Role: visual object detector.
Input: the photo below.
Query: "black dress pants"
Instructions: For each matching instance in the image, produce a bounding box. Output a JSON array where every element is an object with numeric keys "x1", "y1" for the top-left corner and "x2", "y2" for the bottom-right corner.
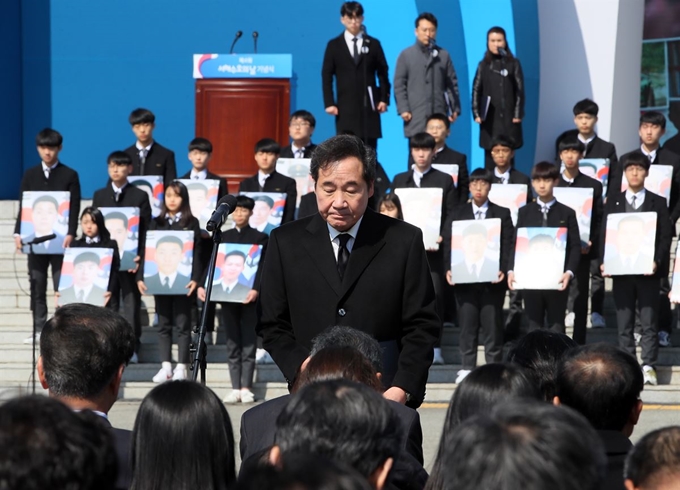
[
  {"x1": 155, "y1": 294, "x2": 192, "y2": 364},
  {"x1": 109, "y1": 271, "x2": 142, "y2": 350},
  {"x1": 28, "y1": 254, "x2": 63, "y2": 333},
  {"x1": 522, "y1": 289, "x2": 568, "y2": 334},
  {"x1": 613, "y1": 275, "x2": 659, "y2": 367},
  {"x1": 221, "y1": 302, "x2": 257, "y2": 389}
]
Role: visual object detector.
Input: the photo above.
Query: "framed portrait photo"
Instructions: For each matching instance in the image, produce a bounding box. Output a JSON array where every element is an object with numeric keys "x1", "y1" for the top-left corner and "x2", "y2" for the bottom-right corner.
[
  {"x1": 58, "y1": 248, "x2": 114, "y2": 307},
  {"x1": 603, "y1": 212, "x2": 657, "y2": 276},
  {"x1": 143, "y1": 230, "x2": 195, "y2": 295},
  {"x1": 209, "y1": 242, "x2": 263, "y2": 303},
  {"x1": 99, "y1": 207, "x2": 140, "y2": 271},
  {"x1": 20, "y1": 191, "x2": 71, "y2": 254},
  {"x1": 394, "y1": 187, "x2": 443, "y2": 251},
  {"x1": 449, "y1": 218, "x2": 501, "y2": 284},
  {"x1": 512, "y1": 227, "x2": 568, "y2": 290}
]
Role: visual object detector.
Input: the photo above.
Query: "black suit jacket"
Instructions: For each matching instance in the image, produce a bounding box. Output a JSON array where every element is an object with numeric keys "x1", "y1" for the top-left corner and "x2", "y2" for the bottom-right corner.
[
  {"x1": 407, "y1": 146, "x2": 469, "y2": 204},
  {"x1": 555, "y1": 130, "x2": 618, "y2": 164},
  {"x1": 557, "y1": 171, "x2": 604, "y2": 259},
  {"x1": 510, "y1": 200, "x2": 581, "y2": 274},
  {"x1": 443, "y1": 202, "x2": 514, "y2": 275},
  {"x1": 280, "y1": 144, "x2": 317, "y2": 159},
  {"x1": 322, "y1": 33, "x2": 391, "y2": 139},
  {"x1": 97, "y1": 419, "x2": 132, "y2": 490},
  {"x1": 124, "y1": 142, "x2": 176, "y2": 186},
  {"x1": 239, "y1": 394, "x2": 427, "y2": 490},
  {"x1": 15, "y1": 163, "x2": 81, "y2": 237},
  {"x1": 598, "y1": 430, "x2": 633, "y2": 490},
  {"x1": 612, "y1": 148, "x2": 680, "y2": 224},
  {"x1": 297, "y1": 193, "x2": 318, "y2": 219},
  {"x1": 179, "y1": 169, "x2": 229, "y2": 201},
  {"x1": 600, "y1": 190, "x2": 672, "y2": 277},
  {"x1": 257, "y1": 210, "x2": 441, "y2": 404},
  {"x1": 239, "y1": 171, "x2": 297, "y2": 225}
]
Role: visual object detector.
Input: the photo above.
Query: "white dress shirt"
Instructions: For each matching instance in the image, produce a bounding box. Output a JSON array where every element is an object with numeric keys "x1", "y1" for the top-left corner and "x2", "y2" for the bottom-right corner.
[
  {"x1": 190, "y1": 169, "x2": 208, "y2": 180},
  {"x1": 472, "y1": 201, "x2": 489, "y2": 220},
  {"x1": 344, "y1": 30, "x2": 364, "y2": 56},
  {"x1": 328, "y1": 217, "x2": 363, "y2": 261},
  {"x1": 640, "y1": 145, "x2": 658, "y2": 162},
  {"x1": 494, "y1": 167, "x2": 510, "y2": 184},
  {"x1": 625, "y1": 188, "x2": 646, "y2": 209}
]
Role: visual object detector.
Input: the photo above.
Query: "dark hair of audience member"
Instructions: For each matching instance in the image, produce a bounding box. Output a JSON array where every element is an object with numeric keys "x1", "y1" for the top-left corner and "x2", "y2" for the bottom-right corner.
[
  {"x1": 376, "y1": 193, "x2": 404, "y2": 220},
  {"x1": 426, "y1": 363, "x2": 540, "y2": 490},
  {"x1": 555, "y1": 343, "x2": 644, "y2": 433},
  {"x1": 506, "y1": 330, "x2": 578, "y2": 401},
  {"x1": 0, "y1": 395, "x2": 117, "y2": 490},
  {"x1": 310, "y1": 134, "x2": 376, "y2": 184},
  {"x1": 434, "y1": 400, "x2": 606, "y2": 490},
  {"x1": 273, "y1": 379, "x2": 399, "y2": 484},
  {"x1": 624, "y1": 426, "x2": 680, "y2": 489},
  {"x1": 40, "y1": 303, "x2": 135, "y2": 399},
  {"x1": 310, "y1": 326, "x2": 384, "y2": 374},
  {"x1": 293, "y1": 346, "x2": 383, "y2": 393},
  {"x1": 130, "y1": 381, "x2": 236, "y2": 490},
  {"x1": 237, "y1": 453, "x2": 372, "y2": 490}
]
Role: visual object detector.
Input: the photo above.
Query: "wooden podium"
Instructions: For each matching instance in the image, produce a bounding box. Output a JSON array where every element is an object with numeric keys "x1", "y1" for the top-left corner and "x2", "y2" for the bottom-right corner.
[{"x1": 193, "y1": 54, "x2": 292, "y2": 193}]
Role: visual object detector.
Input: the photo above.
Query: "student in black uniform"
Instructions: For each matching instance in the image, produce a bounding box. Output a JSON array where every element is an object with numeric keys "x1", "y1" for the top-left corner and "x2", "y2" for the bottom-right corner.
[
  {"x1": 508, "y1": 161, "x2": 581, "y2": 334},
  {"x1": 393, "y1": 132, "x2": 456, "y2": 365},
  {"x1": 280, "y1": 110, "x2": 318, "y2": 159},
  {"x1": 443, "y1": 168, "x2": 514, "y2": 384},
  {"x1": 557, "y1": 138, "x2": 603, "y2": 345},
  {"x1": 601, "y1": 152, "x2": 672, "y2": 386},
  {"x1": 123, "y1": 108, "x2": 177, "y2": 186},
  {"x1": 137, "y1": 181, "x2": 202, "y2": 383},
  {"x1": 239, "y1": 139, "x2": 297, "y2": 226},
  {"x1": 93, "y1": 151, "x2": 152, "y2": 361},
  {"x1": 64, "y1": 207, "x2": 120, "y2": 305},
  {"x1": 198, "y1": 196, "x2": 268, "y2": 404},
  {"x1": 616, "y1": 112, "x2": 680, "y2": 345},
  {"x1": 179, "y1": 137, "x2": 228, "y2": 339},
  {"x1": 14, "y1": 129, "x2": 81, "y2": 344}
]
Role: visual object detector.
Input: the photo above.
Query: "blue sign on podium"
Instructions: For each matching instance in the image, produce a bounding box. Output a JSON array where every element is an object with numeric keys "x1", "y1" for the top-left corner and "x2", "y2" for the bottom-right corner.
[{"x1": 193, "y1": 54, "x2": 292, "y2": 79}]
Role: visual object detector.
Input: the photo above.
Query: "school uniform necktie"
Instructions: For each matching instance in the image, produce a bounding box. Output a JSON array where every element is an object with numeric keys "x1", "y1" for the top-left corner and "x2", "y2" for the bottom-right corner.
[
  {"x1": 85, "y1": 236, "x2": 100, "y2": 244},
  {"x1": 631, "y1": 195, "x2": 637, "y2": 210},
  {"x1": 475, "y1": 210, "x2": 483, "y2": 220},
  {"x1": 337, "y1": 233, "x2": 351, "y2": 280},
  {"x1": 259, "y1": 175, "x2": 268, "y2": 192},
  {"x1": 139, "y1": 149, "x2": 149, "y2": 175},
  {"x1": 44, "y1": 167, "x2": 51, "y2": 180},
  {"x1": 295, "y1": 148, "x2": 305, "y2": 159},
  {"x1": 193, "y1": 175, "x2": 200, "y2": 180},
  {"x1": 114, "y1": 190, "x2": 121, "y2": 203},
  {"x1": 352, "y1": 37, "x2": 359, "y2": 64},
  {"x1": 541, "y1": 206, "x2": 549, "y2": 227}
]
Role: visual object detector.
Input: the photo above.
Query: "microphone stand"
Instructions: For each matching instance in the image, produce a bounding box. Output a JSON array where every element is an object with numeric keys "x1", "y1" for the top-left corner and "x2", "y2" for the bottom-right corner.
[
  {"x1": 427, "y1": 37, "x2": 438, "y2": 119},
  {"x1": 190, "y1": 229, "x2": 222, "y2": 383}
]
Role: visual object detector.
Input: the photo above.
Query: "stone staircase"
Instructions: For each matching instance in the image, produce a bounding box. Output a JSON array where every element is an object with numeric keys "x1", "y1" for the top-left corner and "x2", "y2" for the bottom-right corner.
[{"x1": 2, "y1": 200, "x2": 680, "y2": 404}]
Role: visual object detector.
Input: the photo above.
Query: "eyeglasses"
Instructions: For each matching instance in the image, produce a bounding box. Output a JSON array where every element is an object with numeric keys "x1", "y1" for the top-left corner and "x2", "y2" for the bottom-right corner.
[{"x1": 290, "y1": 122, "x2": 311, "y2": 128}]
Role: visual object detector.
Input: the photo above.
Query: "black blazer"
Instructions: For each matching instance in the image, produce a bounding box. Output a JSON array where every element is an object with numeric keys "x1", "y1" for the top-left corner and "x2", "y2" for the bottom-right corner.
[
  {"x1": 179, "y1": 169, "x2": 229, "y2": 201},
  {"x1": 406, "y1": 146, "x2": 469, "y2": 204},
  {"x1": 15, "y1": 163, "x2": 81, "y2": 237},
  {"x1": 598, "y1": 430, "x2": 633, "y2": 490},
  {"x1": 392, "y1": 167, "x2": 457, "y2": 236},
  {"x1": 280, "y1": 144, "x2": 317, "y2": 159},
  {"x1": 239, "y1": 394, "x2": 428, "y2": 490},
  {"x1": 71, "y1": 237, "x2": 120, "y2": 292},
  {"x1": 322, "y1": 33, "x2": 391, "y2": 139},
  {"x1": 124, "y1": 142, "x2": 177, "y2": 186},
  {"x1": 442, "y1": 202, "x2": 515, "y2": 275},
  {"x1": 612, "y1": 148, "x2": 680, "y2": 224},
  {"x1": 239, "y1": 171, "x2": 297, "y2": 225},
  {"x1": 492, "y1": 168, "x2": 532, "y2": 204},
  {"x1": 555, "y1": 130, "x2": 618, "y2": 166},
  {"x1": 140, "y1": 216, "x2": 202, "y2": 284},
  {"x1": 96, "y1": 420, "x2": 132, "y2": 490},
  {"x1": 600, "y1": 190, "x2": 672, "y2": 277},
  {"x1": 297, "y1": 193, "x2": 318, "y2": 219},
  {"x1": 510, "y1": 200, "x2": 581, "y2": 274},
  {"x1": 557, "y1": 171, "x2": 604, "y2": 259},
  {"x1": 257, "y1": 210, "x2": 441, "y2": 405}
]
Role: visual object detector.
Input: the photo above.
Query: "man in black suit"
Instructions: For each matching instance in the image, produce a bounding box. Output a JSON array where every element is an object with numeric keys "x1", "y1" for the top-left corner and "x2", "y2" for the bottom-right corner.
[
  {"x1": 613, "y1": 112, "x2": 680, "y2": 342},
  {"x1": 37, "y1": 303, "x2": 135, "y2": 490},
  {"x1": 144, "y1": 234, "x2": 191, "y2": 294},
  {"x1": 14, "y1": 129, "x2": 81, "y2": 343},
  {"x1": 123, "y1": 107, "x2": 176, "y2": 186},
  {"x1": 554, "y1": 344, "x2": 643, "y2": 490},
  {"x1": 240, "y1": 326, "x2": 427, "y2": 490},
  {"x1": 443, "y1": 169, "x2": 514, "y2": 383},
  {"x1": 600, "y1": 152, "x2": 672, "y2": 386},
  {"x1": 322, "y1": 1, "x2": 390, "y2": 151},
  {"x1": 407, "y1": 113, "x2": 469, "y2": 203},
  {"x1": 508, "y1": 162, "x2": 581, "y2": 334},
  {"x1": 280, "y1": 110, "x2": 318, "y2": 158},
  {"x1": 257, "y1": 135, "x2": 440, "y2": 407},
  {"x1": 58, "y1": 251, "x2": 108, "y2": 307},
  {"x1": 239, "y1": 138, "x2": 297, "y2": 225},
  {"x1": 93, "y1": 151, "x2": 152, "y2": 358},
  {"x1": 393, "y1": 132, "x2": 455, "y2": 365},
  {"x1": 297, "y1": 192, "x2": 318, "y2": 219},
  {"x1": 557, "y1": 138, "x2": 604, "y2": 345}
]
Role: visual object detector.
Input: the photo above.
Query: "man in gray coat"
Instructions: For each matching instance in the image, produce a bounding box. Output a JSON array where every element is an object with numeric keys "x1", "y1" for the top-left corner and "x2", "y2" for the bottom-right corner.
[{"x1": 394, "y1": 12, "x2": 461, "y2": 138}]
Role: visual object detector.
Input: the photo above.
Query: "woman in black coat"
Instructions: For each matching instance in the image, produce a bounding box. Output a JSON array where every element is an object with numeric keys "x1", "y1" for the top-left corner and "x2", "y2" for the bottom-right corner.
[{"x1": 472, "y1": 26, "x2": 525, "y2": 169}]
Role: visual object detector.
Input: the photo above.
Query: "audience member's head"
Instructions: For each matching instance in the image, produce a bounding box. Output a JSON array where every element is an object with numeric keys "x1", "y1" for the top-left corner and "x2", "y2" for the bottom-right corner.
[
  {"x1": 294, "y1": 346, "x2": 383, "y2": 393},
  {"x1": 310, "y1": 326, "x2": 383, "y2": 374},
  {"x1": 130, "y1": 381, "x2": 236, "y2": 490},
  {"x1": 433, "y1": 400, "x2": 606, "y2": 490},
  {"x1": 427, "y1": 363, "x2": 540, "y2": 490},
  {"x1": 507, "y1": 330, "x2": 578, "y2": 401},
  {"x1": 39, "y1": 303, "x2": 135, "y2": 413},
  {"x1": 555, "y1": 343, "x2": 644, "y2": 436},
  {"x1": 0, "y1": 395, "x2": 117, "y2": 490},
  {"x1": 271, "y1": 379, "x2": 399, "y2": 490},
  {"x1": 624, "y1": 426, "x2": 680, "y2": 490},
  {"x1": 237, "y1": 453, "x2": 372, "y2": 490}
]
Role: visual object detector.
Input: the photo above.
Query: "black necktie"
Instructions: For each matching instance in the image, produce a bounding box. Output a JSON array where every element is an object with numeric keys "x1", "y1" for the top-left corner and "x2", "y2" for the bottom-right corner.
[
  {"x1": 352, "y1": 37, "x2": 359, "y2": 64},
  {"x1": 337, "y1": 234, "x2": 351, "y2": 280},
  {"x1": 140, "y1": 149, "x2": 148, "y2": 175},
  {"x1": 541, "y1": 206, "x2": 549, "y2": 227},
  {"x1": 631, "y1": 195, "x2": 637, "y2": 210}
]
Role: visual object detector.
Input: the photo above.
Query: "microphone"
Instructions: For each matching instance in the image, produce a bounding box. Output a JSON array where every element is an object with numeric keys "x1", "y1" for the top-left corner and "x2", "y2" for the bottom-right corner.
[
  {"x1": 498, "y1": 47, "x2": 507, "y2": 58},
  {"x1": 24, "y1": 234, "x2": 57, "y2": 246},
  {"x1": 252, "y1": 31, "x2": 259, "y2": 54},
  {"x1": 229, "y1": 31, "x2": 243, "y2": 54},
  {"x1": 206, "y1": 195, "x2": 238, "y2": 232},
  {"x1": 427, "y1": 36, "x2": 440, "y2": 57}
]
